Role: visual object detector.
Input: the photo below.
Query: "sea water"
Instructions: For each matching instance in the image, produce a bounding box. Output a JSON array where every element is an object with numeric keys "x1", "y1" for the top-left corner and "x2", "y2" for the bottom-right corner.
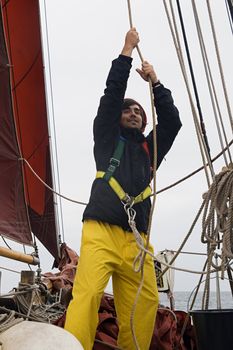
[{"x1": 159, "y1": 291, "x2": 233, "y2": 311}]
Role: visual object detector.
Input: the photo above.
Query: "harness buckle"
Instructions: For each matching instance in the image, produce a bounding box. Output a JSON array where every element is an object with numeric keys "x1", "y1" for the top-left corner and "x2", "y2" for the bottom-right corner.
[
  {"x1": 110, "y1": 157, "x2": 120, "y2": 167},
  {"x1": 121, "y1": 194, "x2": 135, "y2": 211}
]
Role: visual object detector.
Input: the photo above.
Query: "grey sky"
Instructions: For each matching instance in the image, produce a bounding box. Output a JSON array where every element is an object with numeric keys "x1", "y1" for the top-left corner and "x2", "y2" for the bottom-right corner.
[{"x1": 1, "y1": 1, "x2": 233, "y2": 296}]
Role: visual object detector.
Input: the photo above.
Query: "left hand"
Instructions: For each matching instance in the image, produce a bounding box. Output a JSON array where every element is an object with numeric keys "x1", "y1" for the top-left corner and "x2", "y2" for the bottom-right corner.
[{"x1": 136, "y1": 61, "x2": 158, "y2": 84}]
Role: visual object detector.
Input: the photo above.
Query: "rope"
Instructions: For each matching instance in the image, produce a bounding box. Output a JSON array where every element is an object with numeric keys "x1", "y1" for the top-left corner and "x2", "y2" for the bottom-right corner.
[
  {"x1": 191, "y1": 0, "x2": 232, "y2": 166},
  {"x1": 201, "y1": 165, "x2": 233, "y2": 271},
  {"x1": 14, "y1": 283, "x2": 65, "y2": 323},
  {"x1": 156, "y1": 139, "x2": 233, "y2": 195},
  {"x1": 225, "y1": 0, "x2": 233, "y2": 34},
  {"x1": 206, "y1": 0, "x2": 233, "y2": 134},
  {"x1": 126, "y1": 1, "x2": 159, "y2": 348},
  {"x1": 163, "y1": 0, "x2": 233, "y2": 307},
  {"x1": 198, "y1": 164, "x2": 233, "y2": 307},
  {"x1": 16, "y1": 138, "x2": 233, "y2": 212},
  {"x1": 163, "y1": 0, "x2": 218, "y2": 187},
  {"x1": 0, "y1": 306, "x2": 43, "y2": 322},
  {"x1": 43, "y1": 0, "x2": 65, "y2": 244},
  {"x1": 125, "y1": 198, "x2": 221, "y2": 276},
  {"x1": 163, "y1": 0, "x2": 213, "y2": 187},
  {"x1": 19, "y1": 158, "x2": 87, "y2": 206},
  {"x1": 176, "y1": 0, "x2": 213, "y2": 165},
  {"x1": 0, "y1": 266, "x2": 21, "y2": 274},
  {"x1": 0, "y1": 311, "x2": 23, "y2": 333}
]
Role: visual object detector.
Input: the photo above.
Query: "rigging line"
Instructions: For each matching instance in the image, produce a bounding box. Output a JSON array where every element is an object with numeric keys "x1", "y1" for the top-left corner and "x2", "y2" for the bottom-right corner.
[
  {"x1": 126, "y1": 0, "x2": 143, "y2": 62},
  {"x1": 225, "y1": 0, "x2": 233, "y2": 34},
  {"x1": 175, "y1": 0, "x2": 214, "y2": 176},
  {"x1": 126, "y1": 2, "x2": 158, "y2": 349},
  {"x1": 22, "y1": 244, "x2": 32, "y2": 272},
  {"x1": 206, "y1": 0, "x2": 233, "y2": 134},
  {"x1": 127, "y1": 0, "x2": 158, "y2": 263},
  {"x1": 21, "y1": 158, "x2": 87, "y2": 206},
  {"x1": 0, "y1": 266, "x2": 21, "y2": 274},
  {"x1": 1, "y1": 235, "x2": 12, "y2": 249},
  {"x1": 2, "y1": 0, "x2": 10, "y2": 9},
  {"x1": 164, "y1": 0, "x2": 212, "y2": 187},
  {"x1": 26, "y1": 133, "x2": 47, "y2": 161},
  {"x1": 167, "y1": 250, "x2": 208, "y2": 256},
  {"x1": 0, "y1": 231, "x2": 33, "y2": 246},
  {"x1": 13, "y1": 50, "x2": 41, "y2": 90},
  {"x1": 19, "y1": 139, "x2": 233, "y2": 207},
  {"x1": 156, "y1": 139, "x2": 233, "y2": 195},
  {"x1": 191, "y1": 0, "x2": 232, "y2": 166},
  {"x1": 158, "y1": 198, "x2": 204, "y2": 279},
  {"x1": 42, "y1": 0, "x2": 65, "y2": 244}
]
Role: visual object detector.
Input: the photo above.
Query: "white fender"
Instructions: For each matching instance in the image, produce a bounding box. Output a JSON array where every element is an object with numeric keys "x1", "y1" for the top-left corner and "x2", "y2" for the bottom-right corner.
[{"x1": 0, "y1": 321, "x2": 83, "y2": 350}]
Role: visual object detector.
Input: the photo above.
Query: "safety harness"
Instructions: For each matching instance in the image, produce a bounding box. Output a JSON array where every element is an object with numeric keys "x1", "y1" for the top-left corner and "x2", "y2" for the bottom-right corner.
[{"x1": 96, "y1": 136, "x2": 152, "y2": 205}]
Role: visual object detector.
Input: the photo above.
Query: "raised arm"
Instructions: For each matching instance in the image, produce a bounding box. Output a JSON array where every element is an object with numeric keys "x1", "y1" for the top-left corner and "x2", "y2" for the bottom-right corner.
[
  {"x1": 136, "y1": 60, "x2": 182, "y2": 168},
  {"x1": 93, "y1": 29, "x2": 139, "y2": 143},
  {"x1": 121, "y1": 27, "x2": 140, "y2": 57}
]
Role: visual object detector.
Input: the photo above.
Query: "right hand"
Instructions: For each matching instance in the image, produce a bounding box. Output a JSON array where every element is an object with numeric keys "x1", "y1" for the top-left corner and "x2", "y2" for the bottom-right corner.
[
  {"x1": 136, "y1": 61, "x2": 158, "y2": 84},
  {"x1": 121, "y1": 28, "x2": 139, "y2": 57}
]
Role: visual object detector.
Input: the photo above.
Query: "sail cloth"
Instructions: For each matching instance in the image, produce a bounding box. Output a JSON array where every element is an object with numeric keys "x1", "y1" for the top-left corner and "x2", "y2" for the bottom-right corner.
[{"x1": 0, "y1": 0, "x2": 59, "y2": 264}]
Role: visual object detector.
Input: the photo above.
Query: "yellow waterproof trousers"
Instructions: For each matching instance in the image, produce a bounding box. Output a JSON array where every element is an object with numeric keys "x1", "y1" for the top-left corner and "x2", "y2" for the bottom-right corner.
[{"x1": 64, "y1": 220, "x2": 159, "y2": 350}]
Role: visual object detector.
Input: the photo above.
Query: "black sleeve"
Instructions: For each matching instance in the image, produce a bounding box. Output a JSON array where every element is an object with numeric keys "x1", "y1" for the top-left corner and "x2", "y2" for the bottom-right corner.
[
  {"x1": 93, "y1": 55, "x2": 132, "y2": 144},
  {"x1": 146, "y1": 84, "x2": 182, "y2": 168}
]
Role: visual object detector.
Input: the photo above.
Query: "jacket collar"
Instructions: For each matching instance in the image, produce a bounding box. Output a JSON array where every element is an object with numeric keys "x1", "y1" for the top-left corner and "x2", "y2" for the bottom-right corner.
[{"x1": 120, "y1": 127, "x2": 145, "y2": 143}]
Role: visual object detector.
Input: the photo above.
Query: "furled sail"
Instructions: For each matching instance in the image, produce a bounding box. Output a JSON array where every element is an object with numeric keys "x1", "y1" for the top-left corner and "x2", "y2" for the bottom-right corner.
[{"x1": 0, "y1": 0, "x2": 60, "y2": 264}]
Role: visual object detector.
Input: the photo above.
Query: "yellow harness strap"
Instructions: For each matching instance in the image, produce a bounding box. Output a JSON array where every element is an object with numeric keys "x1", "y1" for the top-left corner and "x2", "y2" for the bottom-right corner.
[{"x1": 96, "y1": 171, "x2": 152, "y2": 204}]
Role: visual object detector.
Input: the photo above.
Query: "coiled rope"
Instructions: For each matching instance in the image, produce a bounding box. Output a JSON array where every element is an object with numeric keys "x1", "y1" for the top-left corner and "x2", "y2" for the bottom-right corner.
[
  {"x1": 163, "y1": 0, "x2": 233, "y2": 311},
  {"x1": 201, "y1": 164, "x2": 233, "y2": 306},
  {"x1": 14, "y1": 283, "x2": 65, "y2": 323},
  {"x1": 0, "y1": 311, "x2": 23, "y2": 333}
]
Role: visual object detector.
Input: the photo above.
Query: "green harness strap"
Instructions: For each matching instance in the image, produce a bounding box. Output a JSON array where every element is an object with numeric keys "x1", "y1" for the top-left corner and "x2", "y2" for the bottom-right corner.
[
  {"x1": 103, "y1": 136, "x2": 126, "y2": 181},
  {"x1": 97, "y1": 136, "x2": 152, "y2": 204}
]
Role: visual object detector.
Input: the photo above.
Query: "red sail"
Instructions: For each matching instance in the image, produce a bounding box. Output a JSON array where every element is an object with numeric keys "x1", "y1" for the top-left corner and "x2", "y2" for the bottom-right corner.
[{"x1": 0, "y1": 0, "x2": 59, "y2": 264}]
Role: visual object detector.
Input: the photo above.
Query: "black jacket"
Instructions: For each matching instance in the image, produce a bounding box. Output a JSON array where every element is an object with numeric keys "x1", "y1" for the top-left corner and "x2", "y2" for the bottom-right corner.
[{"x1": 83, "y1": 55, "x2": 182, "y2": 233}]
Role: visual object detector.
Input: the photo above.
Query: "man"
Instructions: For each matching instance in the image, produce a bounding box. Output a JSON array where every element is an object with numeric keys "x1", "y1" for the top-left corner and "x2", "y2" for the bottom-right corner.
[{"x1": 65, "y1": 28, "x2": 182, "y2": 349}]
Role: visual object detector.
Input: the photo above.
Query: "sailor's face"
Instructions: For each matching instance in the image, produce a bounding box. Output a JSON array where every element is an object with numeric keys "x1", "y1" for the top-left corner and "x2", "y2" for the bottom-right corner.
[{"x1": 120, "y1": 104, "x2": 143, "y2": 130}]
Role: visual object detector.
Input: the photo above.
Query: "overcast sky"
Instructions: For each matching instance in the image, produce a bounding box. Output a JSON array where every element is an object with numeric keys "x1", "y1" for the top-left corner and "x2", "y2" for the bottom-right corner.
[{"x1": 1, "y1": 1, "x2": 233, "y2": 298}]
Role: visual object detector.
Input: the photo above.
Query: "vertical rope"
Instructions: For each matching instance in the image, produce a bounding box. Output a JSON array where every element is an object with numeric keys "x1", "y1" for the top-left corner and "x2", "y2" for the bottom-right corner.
[
  {"x1": 175, "y1": 0, "x2": 213, "y2": 168},
  {"x1": 163, "y1": 0, "x2": 212, "y2": 187},
  {"x1": 191, "y1": 0, "x2": 232, "y2": 166},
  {"x1": 206, "y1": 0, "x2": 233, "y2": 134},
  {"x1": 42, "y1": 0, "x2": 65, "y2": 244},
  {"x1": 225, "y1": 0, "x2": 233, "y2": 34},
  {"x1": 126, "y1": 1, "x2": 158, "y2": 348}
]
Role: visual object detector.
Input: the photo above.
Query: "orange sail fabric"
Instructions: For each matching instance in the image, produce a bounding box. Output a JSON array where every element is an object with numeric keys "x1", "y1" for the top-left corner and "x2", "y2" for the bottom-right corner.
[{"x1": 0, "y1": 0, "x2": 59, "y2": 263}]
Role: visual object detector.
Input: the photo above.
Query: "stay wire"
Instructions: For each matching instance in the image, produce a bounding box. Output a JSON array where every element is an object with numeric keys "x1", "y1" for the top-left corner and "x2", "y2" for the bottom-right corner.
[
  {"x1": 164, "y1": 0, "x2": 212, "y2": 187},
  {"x1": 206, "y1": 0, "x2": 233, "y2": 134},
  {"x1": 175, "y1": 0, "x2": 214, "y2": 176},
  {"x1": 225, "y1": 0, "x2": 233, "y2": 35},
  {"x1": 191, "y1": 0, "x2": 232, "y2": 166},
  {"x1": 42, "y1": 0, "x2": 65, "y2": 244}
]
